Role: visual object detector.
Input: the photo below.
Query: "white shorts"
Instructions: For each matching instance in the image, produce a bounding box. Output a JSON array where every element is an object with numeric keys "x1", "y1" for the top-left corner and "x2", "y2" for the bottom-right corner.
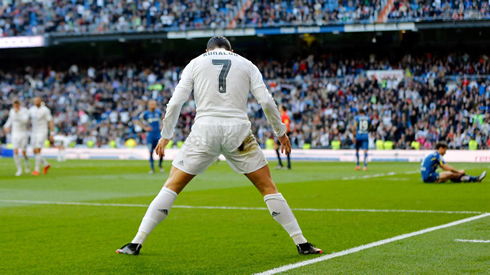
[
  {"x1": 31, "y1": 133, "x2": 47, "y2": 149},
  {"x1": 12, "y1": 134, "x2": 28, "y2": 150},
  {"x1": 54, "y1": 135, "x2": 68, "y2": 147},
  {"x1": 172, "y1": 118, "x2": 268, "y2": 175}
]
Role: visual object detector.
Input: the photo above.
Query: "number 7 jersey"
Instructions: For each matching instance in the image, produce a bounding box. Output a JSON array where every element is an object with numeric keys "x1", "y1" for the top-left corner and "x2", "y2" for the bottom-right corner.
[{"x1": 177, "y1": 48, "x2": 266, "y2": 122}]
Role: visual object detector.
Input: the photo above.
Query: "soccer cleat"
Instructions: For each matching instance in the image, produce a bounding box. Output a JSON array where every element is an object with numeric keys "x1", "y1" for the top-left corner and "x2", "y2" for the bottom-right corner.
[
  {"x1": 363, "y1": 166, "x2": 367, "y2": 171},
  {"x1": 15, "y1": 170, "x2": 22, "y2": 176},
  {"x1": 43, "y1": 164, "x2": 51, "y2": 175},
  {"x1": 274, "y1": 165, "x2": 283, "y2": 170},
  {"x1": 159, "y1": 167, "x2": 165, "y2": 173},
  {"x1": 355, "y1": 166, "x2": 360, "y2": 171},
  {"x1": 25, "y1": 166, "x2": 30, "y2": 173},
  {"x1": 297, "y1": 242, "x2": 323, "y2": 255},
  {"x1": 116, "y1": 243, "x2": 142, "y2": 255},
  {"x1": 149, "y1": 170, "x2": 155, "y2": 174},
  {"x1": 477, "y1": 171, "x2": 487, "y2": 182},
  {"x1": 282, "y1": 167, "x2": 291, "y2": 170},
  {"x1": 31, "y1": 171, "x2": 40, "y2": 176}
]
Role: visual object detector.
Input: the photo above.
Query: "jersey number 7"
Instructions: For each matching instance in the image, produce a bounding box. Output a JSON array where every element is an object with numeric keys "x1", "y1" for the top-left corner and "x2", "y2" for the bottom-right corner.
[{"x1": 212, "y1": 59, "x2": 231, "y2": 93}]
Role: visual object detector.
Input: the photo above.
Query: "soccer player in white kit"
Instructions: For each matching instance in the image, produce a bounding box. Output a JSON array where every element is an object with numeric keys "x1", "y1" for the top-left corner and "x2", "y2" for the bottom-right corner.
[
  {"x1": 117, "y1": 37, "x2": 322, "y2": 256},
  {"x1": 3, "y1": 100, "x2": 30, "y2": 176},
  {"x1": 29, "y1": 97, "x2": 55, "y2": 175}
]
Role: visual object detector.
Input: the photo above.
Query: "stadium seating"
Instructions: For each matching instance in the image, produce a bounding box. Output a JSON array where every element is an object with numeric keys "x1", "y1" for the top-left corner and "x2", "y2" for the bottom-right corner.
[
  {"x1": 388, "y1": 0, "x2": 490, "y2": 21},
  {"x1": 1, "y1": 0, "x2": 488, "y2": 37},
  {"x1": 0, "y1": 53, "x2": 489, "y2": 150}
]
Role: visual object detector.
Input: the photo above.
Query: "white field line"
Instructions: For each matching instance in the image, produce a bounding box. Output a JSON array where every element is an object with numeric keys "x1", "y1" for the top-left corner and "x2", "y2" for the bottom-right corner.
[
  {"x1": 0, "y1": 199, "x2": 485, "y2": 215},
  {"x1": 255, "y1": 213, "x2": 490, "y2": 275},
  {"x1": 455, "y1": 239, "x2": 490, "y2": 243},
  {"x1": 342, "y1": 170, "x2": 418, "y2": 180}
]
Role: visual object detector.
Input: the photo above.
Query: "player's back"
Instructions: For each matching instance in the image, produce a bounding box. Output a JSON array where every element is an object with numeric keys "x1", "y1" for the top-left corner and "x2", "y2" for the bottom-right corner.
[
  {"x1": 355, "y1": 115, "x2": 370, "y2": 139},
  {"x1": 421, "y1": 152, "x2": 443, "y2": 174},
  {"x1": 188, "y1": 49, "x2": 261, "y2": 122}
]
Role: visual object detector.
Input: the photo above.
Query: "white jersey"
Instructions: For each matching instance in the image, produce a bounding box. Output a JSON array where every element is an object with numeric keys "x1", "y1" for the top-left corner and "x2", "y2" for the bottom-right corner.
[
  {"x1": 29, "y1": 105, "x2": 53, "y2": 135},
  {"x1": 4, "y1": 107, "x2": 29, "y2": 137},
  {"x1": 161, "y1": 48, "x2": 286, "y2": 139}
]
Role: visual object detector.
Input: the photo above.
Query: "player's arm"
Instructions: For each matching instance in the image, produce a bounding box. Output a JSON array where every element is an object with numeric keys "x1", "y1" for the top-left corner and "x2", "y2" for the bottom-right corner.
[
  {"x1": 249, "y1": 64, "x2": 290, "y2": 154},
  {"x1": 134, "y1": 115, "x2": 152, "y2": 132},
  {"x1": 3, "y1": 114, "x2": 12, "y2": 133},
  {"x1": 156, "y1": 61, "x2": 194, "y2": 157},
  {"x1": 441, "y1": 163, "x2": 464, "y2": 174},
  {"x1": 46, "y1": 109, "x2": 55, "y2": 142}
]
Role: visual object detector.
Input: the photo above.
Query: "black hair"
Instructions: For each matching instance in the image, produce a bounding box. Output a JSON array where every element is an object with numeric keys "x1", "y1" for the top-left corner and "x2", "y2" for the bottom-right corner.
[
  {"x1": 359, "y1": 109, "x2": 366, "y2": 114},
  {"x1": 207, "y1": 36, "x2": 232, "y2": 51},
  {"x1": 435, "y1": 141, "x2": 448, "y2": 149}
]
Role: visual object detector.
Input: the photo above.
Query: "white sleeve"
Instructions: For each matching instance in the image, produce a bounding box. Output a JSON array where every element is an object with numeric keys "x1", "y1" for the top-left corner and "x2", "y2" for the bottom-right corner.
[
  {"x1": 252, "y1": 86, "x2": 286, "y2": 137},
  {"x1": 249, "y1": 63, "x2": 286, "y2": 137},
  {"x1": 160, "y1": 61, "x2": 194, "y2": 139},
  {"x1": 45, "y1": 108, "x2": 53, "y2": 121},
  {"x1": 3, "y1": 111, "x2": 12, "y2": 129}
]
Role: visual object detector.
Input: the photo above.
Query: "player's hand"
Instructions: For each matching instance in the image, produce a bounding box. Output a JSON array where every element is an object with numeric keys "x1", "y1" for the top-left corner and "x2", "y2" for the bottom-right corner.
[
  {"x1": 155, "y1": 137, "x2": 169, "y2": 158},
  {"x1": 3, "y1": 127, "x2": 10, "y2": 133},
  {"x1": 277, "y1": 134, "x2": 291, "y2": 154},
  {"x1": 145, "y1": 126, "x2": 153, "y2": 132}
]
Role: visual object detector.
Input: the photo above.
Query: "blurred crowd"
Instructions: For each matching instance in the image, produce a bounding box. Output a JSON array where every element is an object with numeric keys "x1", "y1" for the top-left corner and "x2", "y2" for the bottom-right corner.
[
  {"x1": 0, "y1": 0, "x2": 238, "y2": 37},
  {"x1": 388, "y1": 0, "x2": 490, "y2": 21},
  {"x1": 238, "y1": 0, "x2": 382, "y2": 27},
  {"x1": 1, "y1": 52, "x2": 490, "y2": 150},
  {"x1": 1, "y1": 0, "x2": 489, "y2": 37}
]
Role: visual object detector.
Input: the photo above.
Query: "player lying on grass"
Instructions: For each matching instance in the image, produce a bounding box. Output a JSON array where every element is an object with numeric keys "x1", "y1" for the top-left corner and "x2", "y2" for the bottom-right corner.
[
  {"x1": 421, "y1": 141, "x2": 486, "y2": 183},
  {"x1": 116, "y1": 36, "x2": 322, "y2": 256}
]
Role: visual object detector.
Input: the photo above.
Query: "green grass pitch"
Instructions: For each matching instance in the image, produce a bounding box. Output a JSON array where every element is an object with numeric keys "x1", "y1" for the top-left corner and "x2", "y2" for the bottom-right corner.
[{"x1": 0, "y1": 159, "x2": 489, "y2": 274}]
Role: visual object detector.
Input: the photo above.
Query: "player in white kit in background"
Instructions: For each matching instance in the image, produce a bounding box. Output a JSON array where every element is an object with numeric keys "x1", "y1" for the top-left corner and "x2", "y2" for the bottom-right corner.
[
  {"x1": 3, "y1": 100, "x2": 30, "y2": 176},
  {"x1": 117, "y1": 37, "x2": 322, "y2": 256},
  {"x1": 54, "y1": 132, "x2": 75, "y2": 162},
  {"x1": 29, "y1": 97, "x2": 55, "y2": 175}
]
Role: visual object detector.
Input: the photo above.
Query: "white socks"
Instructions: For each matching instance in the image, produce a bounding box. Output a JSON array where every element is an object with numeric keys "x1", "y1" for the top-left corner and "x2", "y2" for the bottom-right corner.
[
  {"x1": 132, "y1": 187, "x2": 178, "y2": 244},
  {"x1": 42, "y1": 156, "x2": 49, "y2": 166},
  {"x1": 13, "y1": 154, "x2": 22, "y2": 172},
  {"x1": 264, "y1": 193, "x2": 307, "y2": 245},
  {"x1": 57, "y1": 150, "x2": 66, "y2": 162},
  {"x1": 23, "y1": 156, "x2": 30, "y2": 171},
  {"x1": 35, "y1": 154, "x2": 42, "y2": 172}
]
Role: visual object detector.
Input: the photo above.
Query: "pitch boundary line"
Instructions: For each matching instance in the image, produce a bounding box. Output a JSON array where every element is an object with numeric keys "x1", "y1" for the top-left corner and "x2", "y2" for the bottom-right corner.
[
  {"x1": 255, "y1": 213, "x2": 490, "y2": 275},
  {"x1": 455, "y1": 239, "x2": 490, "y2": 243},
  {"x1": 0, "y1": 199, "x2": 485, "y2": 215}
]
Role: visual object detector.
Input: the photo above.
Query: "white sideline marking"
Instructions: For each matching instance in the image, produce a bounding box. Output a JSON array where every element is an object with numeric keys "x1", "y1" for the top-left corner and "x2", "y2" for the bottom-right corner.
[
  {"x1": 455, "y1": 239, "x2": 490, "y2": 243},
  {"x1": 342, "y1": 170, "x2": 418, "y2": 180},
  {"x1": 0, "y1": 200, "x2": 485, "y2": 215},
  {"x1": 255, "y1": 213, "x2": 490, "y2": 275}
]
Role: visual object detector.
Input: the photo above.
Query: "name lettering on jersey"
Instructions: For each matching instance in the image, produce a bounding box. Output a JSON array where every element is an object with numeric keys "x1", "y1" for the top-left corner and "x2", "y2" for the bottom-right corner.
[{"x1": 202, "y1": 51, "x2": 238, "y2": 57}]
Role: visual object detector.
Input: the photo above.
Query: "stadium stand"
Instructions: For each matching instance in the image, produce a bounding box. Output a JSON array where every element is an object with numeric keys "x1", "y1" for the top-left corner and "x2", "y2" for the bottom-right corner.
[
  {"x1": 0, "y1": 0, "x2": 240, "y2": 36},
  {"x1": 0, "y1": 52, "x2": 489, "y2": 150},
  {"x1": 388, "y1": 0, "x2": 490, "y2": 21},
  {"x1": 1, "y1": 0, "x2": 489, "y2": 37}
]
